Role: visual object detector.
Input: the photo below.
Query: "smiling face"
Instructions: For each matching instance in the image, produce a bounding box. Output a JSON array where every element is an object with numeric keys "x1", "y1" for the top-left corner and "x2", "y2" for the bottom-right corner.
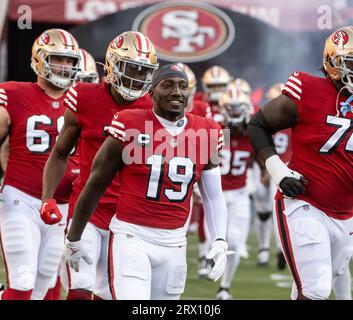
[{"x1": 152, "y1": 76, "x2": 189, "y2": 121}]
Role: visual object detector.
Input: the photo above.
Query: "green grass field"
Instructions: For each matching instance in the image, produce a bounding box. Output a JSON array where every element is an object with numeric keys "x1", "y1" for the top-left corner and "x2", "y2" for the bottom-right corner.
[
  {"x1": 183, "y1": 229, "x2": 353, "y2": 300},
  {"x1": 0, "y1": 228, "x2": 352, "y2": 300}
]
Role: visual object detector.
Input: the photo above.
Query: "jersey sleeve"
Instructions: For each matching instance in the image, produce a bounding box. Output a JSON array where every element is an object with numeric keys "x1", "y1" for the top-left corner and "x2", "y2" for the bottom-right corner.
[
  {"x1": 64, "y1": 84, "x2": 78, "y2": 113},
  {"x1": 0, "y1": 87, "x2": 8, "y2": 108},
  {"x1": 282, "y1": 71, "x2": 308, "y2": 119},
  {"x1": 0, "y1": 83, "x2": 16, "y2": 119},
  {"x1": 104, "y1": 110, "x2": 130, "y2": 145}
]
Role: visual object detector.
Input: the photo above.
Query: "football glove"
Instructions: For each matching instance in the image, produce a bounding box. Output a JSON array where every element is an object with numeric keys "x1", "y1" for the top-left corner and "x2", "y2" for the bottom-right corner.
[
  {"x1": 265, "y1": 155, "x2": 307, "y2": 198},
  {"x1": 206, "y1": 239, "x2": 234, "y2": 281},
  {"x1": 64, "y1": 238, "x2": 93, "y2": 272},
  {"x1": 40, "y1": 199, "x2": 62, "y2": 225}
]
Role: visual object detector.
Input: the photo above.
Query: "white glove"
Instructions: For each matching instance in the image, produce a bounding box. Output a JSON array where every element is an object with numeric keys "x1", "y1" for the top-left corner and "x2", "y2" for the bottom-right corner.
[
  {"x1": 265, "y1": 155, "x2": 303, "y2": 187},
  {"x1": 64, "y1": 238, "x2": 93, "y2": 272},
  {"x1": 206, "y1": 239, "x2": 234, "y2": 281}
]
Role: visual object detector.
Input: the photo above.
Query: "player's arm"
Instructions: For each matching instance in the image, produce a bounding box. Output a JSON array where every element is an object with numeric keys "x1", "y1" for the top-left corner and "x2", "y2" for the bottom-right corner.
[
  {"x1": 247, "y1": 94, "x2": 307, "y2": 198},
  {"x1": 197, "y1": 146, "x2": 230, "y2": 281},
  {"x1": 40, "y1": 109, "x2": 81, "y2": 224},
  {"x1": 0, "y1": 107, "x2": 10, "y2": 148},
  {"x1": 64, "y1": 136, "x2": 124, "y2": 272},
  {"x1": 42, "y1": 109, "x2": 81, "y2": 201},
  {"x1": 0, "y1": 136, "x2": 9, "y2": 172},
  {"x1": 67, "y1": 136, "x2": 124, "y2": 242}
]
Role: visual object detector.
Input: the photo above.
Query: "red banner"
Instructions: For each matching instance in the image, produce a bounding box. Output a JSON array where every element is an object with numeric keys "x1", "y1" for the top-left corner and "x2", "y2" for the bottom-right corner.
[{"x1": 9, "y1": 0, "x2": 353, "y2": 31}]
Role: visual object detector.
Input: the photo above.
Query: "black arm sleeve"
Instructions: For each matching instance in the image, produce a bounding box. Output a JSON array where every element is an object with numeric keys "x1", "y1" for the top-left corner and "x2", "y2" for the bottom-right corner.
[{"x1": 247, "y1": 109, "x2": 277, "y2": 155}]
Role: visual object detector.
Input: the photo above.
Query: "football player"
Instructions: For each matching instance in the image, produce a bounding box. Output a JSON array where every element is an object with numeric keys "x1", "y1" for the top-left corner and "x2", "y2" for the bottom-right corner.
[
  {"x1": 176, "y1": 63, "x2": 213, "y2": 277},
  {"x1": 41, "y1": 31, "x2": 158, "y2": 300},
  {"x1": 0, "y1": 29, "x2": 80, "y2": 300},
  {"x1": 215, "y1": 84, "x2": 257, "y2": 300},
  {"x1": 252, "y1": 83, "x2": 292, "y2": 269},
  {"x1": 201, "y1": 66, "x2": 232, "y2": 123},
  {"x1": 77, "y1": 48, "x2": 99, "y2": 83},
  {"x1": 247, "y1": 26, "x2": 353, "y2": 300},
  {"x1": 64, "y1": 64, "x2": 230, "y2": 300}
]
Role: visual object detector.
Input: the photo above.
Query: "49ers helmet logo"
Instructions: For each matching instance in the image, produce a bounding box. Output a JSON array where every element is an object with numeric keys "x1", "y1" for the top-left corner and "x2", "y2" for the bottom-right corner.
[
  {"x1": 132, "y1": 1, "x2": 235, "y2": 63},
  {"x1": 332, "y1": 30, "x2": 349, "y2": 46},
  {"x1": 37, "y1": 33, "x2": 50, "y2": 46}
]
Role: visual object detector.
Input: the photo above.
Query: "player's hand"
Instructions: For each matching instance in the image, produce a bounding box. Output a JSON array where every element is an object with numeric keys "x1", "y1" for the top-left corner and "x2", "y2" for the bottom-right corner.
[
  {"x1": 206, "y1": 239, "x2": 234, "y2": 281},
  {"x1": 40, "y1": 199, "x2": 62, "y2": 225},
  {"x1": 265, "y1": 155, "x2": 308, "y2": 198},
  {"x1": 64, "y1": 238, "x2": 93, "y2": 272},
  {"x1": 279, "y1": 173, "x2": 308, "y2": 198}
]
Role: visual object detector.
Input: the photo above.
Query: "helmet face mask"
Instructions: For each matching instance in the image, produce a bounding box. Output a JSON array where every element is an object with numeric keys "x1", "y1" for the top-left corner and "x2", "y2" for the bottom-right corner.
[
  {"x1": 223, "y1": 102, "x2": 250, "y2": 127},
  {"x1": 31, "y1": 29, "x2": 80, "y2": 90},
  {"x1": 331, "y1": 53, "x2": 353, "y2": 92},
  {"x1": 108, "y1": 56, "x2": 156, "y2": 100},
  {"x1": 219, "y1": 83, "x2": 252, "y2": 128},
  {"x1": 39, "y1": 53, "x2": 80, "y2": 89},
  {"x1": 105, "y1": 31, "x2": 159, "y2": 101}
]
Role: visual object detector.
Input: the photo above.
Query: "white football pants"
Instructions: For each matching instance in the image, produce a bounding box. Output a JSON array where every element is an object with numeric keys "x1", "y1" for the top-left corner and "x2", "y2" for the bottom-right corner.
[
  {"x1": 61, "y1": 220, "x2": 111, "y2": 300},
  {"x1": 273, "y1": 197, "x2": 353, "y2": 300},
  {"x1": 108, "y1": 232, "x2": 187, "y2": 300},
  {"x1": 0, "y1": 185, "x2": 67, "y2": 300}
]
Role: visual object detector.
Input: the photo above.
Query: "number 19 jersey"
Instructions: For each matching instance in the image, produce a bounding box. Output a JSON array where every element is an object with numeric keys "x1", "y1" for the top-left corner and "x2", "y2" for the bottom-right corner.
[
  {"x1": 281, "y1": 71, "x2": 353, "y2": 219},
  {"x1": 106, "y1": 109, "x2": 223, "y2": 229}
]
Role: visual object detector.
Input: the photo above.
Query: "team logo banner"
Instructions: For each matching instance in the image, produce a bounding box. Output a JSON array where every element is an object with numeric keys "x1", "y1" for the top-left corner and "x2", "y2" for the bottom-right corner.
[{"x1": 132, "y1": 1, "x2": 235, "y2": 63}]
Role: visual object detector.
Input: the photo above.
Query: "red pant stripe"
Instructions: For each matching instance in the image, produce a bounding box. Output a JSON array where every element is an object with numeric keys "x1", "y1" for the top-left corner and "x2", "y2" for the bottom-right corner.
[{"x1": 275, "y1": 198, "x2": 303, "y2": 294}]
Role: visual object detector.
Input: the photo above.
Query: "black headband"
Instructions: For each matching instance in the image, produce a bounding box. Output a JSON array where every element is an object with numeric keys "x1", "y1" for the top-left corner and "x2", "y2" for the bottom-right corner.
[{"x1": 151, "y1": 64, "x2": 189, "y2": 88}]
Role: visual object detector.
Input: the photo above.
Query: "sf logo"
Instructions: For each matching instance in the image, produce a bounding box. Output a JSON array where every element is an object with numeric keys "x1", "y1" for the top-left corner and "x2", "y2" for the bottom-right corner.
[{"x1": 162, "y1": 10, "x2": 215, "y2": 52}]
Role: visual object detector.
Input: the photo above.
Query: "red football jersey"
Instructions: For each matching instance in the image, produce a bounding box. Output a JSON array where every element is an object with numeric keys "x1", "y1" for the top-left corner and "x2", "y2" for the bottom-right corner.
[
  {"x1": 220, "y1": 133, "x2": 255, "y2": 190},
  {"x1": 65, "y1": 82, "x2": 153, "y2": 229},
  {"x1": 0, "y1": 82, "x2": 77, "y2": 203},
  {"x1": 273, "y1": 128, "x2": 292, "y2": 163},
  {"x1": 105, "y1": 109, "x2": 223, "y2": 229},
  {"x1": 280, "y1": 71, "x2": 353, "y2": 219},
  {"x1": 187, "y1": 100, "x2": 212, "y2": 118}
]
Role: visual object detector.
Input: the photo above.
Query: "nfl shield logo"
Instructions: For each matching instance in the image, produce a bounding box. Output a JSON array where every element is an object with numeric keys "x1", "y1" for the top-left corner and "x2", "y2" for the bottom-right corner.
[{"x1": 52, "y1": 101, "x2": 60, "y2": 109}]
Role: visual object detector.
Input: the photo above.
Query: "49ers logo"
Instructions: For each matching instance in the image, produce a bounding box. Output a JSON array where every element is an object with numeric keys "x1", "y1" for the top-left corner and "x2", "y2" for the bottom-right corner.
[
  {"x1": 110, "y1": 35, "x2": 124, "y2": 49},
  {"x1": 37, "y1": 33, "x2": 50, "y2": 46},
  {"x1": 132, "y1": 2, "x2": 235, "y2": 63},
  {"x1": 332, "y1": 30, "x2": 349, "y2": 46}
]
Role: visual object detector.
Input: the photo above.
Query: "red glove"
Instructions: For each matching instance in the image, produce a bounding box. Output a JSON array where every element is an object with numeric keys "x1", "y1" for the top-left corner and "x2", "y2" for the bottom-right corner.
[{"x1": 40, "y1": 199, "x2": 62, "y2": 225}]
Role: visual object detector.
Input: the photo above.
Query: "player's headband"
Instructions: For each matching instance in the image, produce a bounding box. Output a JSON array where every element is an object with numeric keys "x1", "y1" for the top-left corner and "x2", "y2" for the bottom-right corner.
[{"x1": 152, "y1": 64, "x2": 189, "y2": 88}]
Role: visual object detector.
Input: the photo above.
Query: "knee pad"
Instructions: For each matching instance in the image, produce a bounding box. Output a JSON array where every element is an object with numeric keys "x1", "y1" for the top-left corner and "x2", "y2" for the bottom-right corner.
[
  {"x1": 257, "y1": 211, "x2": 272, "y2": 222},
  {"x1": 38, "y1": 245, "x2": 63, "y2": 277},
  {"x1": 300, "y1": 263, "x2": 332, "y2": 300},
  {"x1": 166, "y1": 264, "x2": 187, "y2": 296},
  {"x1": 13, "y1": 265, "x2": 36, "y2": 291},
  {"x1": 1, "y1": 218, "x2": 31, "y2": 253}
]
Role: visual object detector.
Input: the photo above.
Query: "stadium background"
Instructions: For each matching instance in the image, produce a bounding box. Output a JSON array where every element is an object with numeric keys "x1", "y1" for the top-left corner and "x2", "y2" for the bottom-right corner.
[{"x1": 0, "y1": 0, "x2": 353, "y2": 299}]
